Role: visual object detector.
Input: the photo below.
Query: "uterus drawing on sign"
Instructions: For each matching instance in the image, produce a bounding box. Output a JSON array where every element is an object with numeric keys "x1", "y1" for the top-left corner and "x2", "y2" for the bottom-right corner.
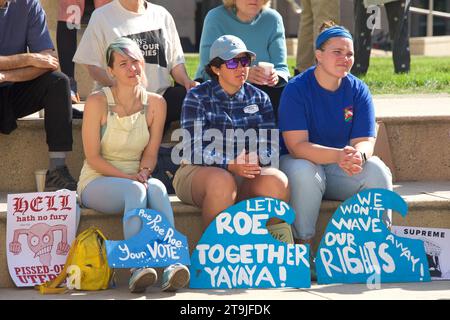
[{"x1": 8, "y1": 223, "x2": 70, "y2": 266}]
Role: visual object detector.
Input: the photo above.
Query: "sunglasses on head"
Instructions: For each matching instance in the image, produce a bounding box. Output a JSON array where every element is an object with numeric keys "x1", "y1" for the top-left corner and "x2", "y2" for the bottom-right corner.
[{"x1": 223, "y1": 56, "x2": 251, "y2": 69}]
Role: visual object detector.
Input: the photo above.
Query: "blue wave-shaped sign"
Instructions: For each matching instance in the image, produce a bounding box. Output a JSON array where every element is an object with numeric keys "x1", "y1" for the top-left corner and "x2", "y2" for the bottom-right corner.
[
  {"x1": 316, "y1": 189, "x2": 430, "y2": 284},
  {"x1": 105, "y1": 209, "x2": 190, "y2": 268},
  {"x1": 189, "y1": 197, "x2": 311, "y2": 289}
]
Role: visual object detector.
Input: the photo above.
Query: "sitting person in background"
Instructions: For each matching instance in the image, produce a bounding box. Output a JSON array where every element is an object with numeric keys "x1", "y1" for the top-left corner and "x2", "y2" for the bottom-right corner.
[
  {"x1": 57, "y1": 0, "x2": 112, "y2": 104},
  {"x1": 0, "y1": 0, "x2": 77, "y2": 191},
  {"x1": 278, "y1": 22, "x2": 392, "y2": 251},
  {"x1": 73, "y1": 0, "x2": 198, "y2": 132},
  {"x1": 195, "y1": 0, "x2": 289, "y2": 116},
  {"x1": 78, "y1": 37, "x2": 189, "y2": 293},
  {"x1": 174, "y1": 35, "x2": 290, "y2": 230}
]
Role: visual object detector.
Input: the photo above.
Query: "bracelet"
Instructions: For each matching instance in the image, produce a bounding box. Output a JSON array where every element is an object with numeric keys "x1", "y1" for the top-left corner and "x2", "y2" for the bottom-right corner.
[{"x1": 140, "y1": 167, "x2": 151, "y2": 173}]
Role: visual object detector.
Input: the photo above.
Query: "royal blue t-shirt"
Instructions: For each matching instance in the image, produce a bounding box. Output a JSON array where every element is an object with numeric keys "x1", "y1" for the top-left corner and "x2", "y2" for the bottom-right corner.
[
  {"x1": 278, "y1": 66, "x2": 376, "y2": 155},
  {"x1": 0, "y1": 0, "x2": 53, "y2": 56}
]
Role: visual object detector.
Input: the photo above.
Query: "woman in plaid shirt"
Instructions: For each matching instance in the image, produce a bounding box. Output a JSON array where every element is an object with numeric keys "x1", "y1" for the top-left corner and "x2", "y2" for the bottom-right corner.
[{"x1": 173, "y1": 35, "x2": 290, "y2": 230}]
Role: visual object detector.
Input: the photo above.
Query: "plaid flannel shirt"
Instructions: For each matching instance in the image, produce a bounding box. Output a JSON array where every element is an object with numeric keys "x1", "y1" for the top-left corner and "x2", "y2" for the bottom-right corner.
[{"x1": 181, "y1": 80, "x2": 278, "y2": 169}]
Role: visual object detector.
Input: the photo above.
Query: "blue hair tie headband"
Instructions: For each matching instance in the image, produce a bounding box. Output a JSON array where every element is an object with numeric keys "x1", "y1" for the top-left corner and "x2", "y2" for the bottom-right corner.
[{"x1": 315, "y1": 26, "x2": 353, "y2": 49}]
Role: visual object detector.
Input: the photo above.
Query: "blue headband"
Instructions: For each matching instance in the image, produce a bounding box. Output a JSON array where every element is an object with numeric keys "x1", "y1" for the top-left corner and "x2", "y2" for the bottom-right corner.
[{"x1": 315, "y1": 26, "x2": 353, "y2": 49}]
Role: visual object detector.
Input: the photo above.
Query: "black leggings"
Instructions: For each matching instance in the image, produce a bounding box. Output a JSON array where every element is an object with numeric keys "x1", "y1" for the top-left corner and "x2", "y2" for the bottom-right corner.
[{"x1": 162, "y1": 84, "x2": 187, "y2": 133}]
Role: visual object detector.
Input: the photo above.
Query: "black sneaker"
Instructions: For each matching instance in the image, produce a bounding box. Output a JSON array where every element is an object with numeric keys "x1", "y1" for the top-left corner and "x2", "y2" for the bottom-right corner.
[
  {"x1": 72, "y1": 108, "x2": 83, "y2": 119},
  {"x1": 45, "y1": 166, "x2": 77, "y2": 191}
]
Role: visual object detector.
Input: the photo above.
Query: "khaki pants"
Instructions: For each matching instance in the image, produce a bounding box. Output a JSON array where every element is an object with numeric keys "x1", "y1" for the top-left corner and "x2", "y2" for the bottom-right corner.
[{"x1": 296, "y1": 0, "x2": 340, "y2": 72}]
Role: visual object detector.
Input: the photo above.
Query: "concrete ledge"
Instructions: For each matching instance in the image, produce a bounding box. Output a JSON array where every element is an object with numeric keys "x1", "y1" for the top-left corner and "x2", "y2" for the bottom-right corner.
[
  {"x1": 410, "y1": 36, "x2": 450, "y2": 57},
  {"x1": 1, "y1": 112, "x2": 448, "y2": 192},
  {"x1": 382, "y1": 120, "x2": 450, "y2": 181},
  {"x1": 1, "y1": 181, "x2": 449, "y2": 288},
  {"x1": 0, "y1": 119, "x2": 84, "y2": 193}
]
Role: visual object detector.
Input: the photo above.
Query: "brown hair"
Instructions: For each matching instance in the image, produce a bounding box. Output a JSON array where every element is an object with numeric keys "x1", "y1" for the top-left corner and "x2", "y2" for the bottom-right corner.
[
  {"x1": 317, "y1": 20, "x2": 351, "y2": 50},
  {"x1": 319, "y1": 20, "x2": 337, "y2": 34},
  {"x1": 205, "y1": 57, "x2": 225, "y2": 81}
]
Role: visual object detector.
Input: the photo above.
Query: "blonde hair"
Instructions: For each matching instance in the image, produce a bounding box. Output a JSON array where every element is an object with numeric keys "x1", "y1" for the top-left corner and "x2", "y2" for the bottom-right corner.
[
  {"x1": 223, "y1": 0, "x2": 271, "y2": 10},
  {"x1": 106, "y1": 37, "x2": 147, "y2": 87}
]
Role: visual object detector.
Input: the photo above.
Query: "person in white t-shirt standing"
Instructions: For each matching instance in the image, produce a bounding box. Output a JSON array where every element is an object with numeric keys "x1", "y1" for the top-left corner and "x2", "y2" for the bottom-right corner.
[{"x1": 73, "y1": 0, "x2": 198, "y2": 131}]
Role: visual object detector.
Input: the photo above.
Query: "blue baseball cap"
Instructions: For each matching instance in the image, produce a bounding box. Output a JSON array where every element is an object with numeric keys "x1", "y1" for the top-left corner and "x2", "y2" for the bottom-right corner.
[{"x1": 209, "y1": 35, "x2": 256, "y2": 62}]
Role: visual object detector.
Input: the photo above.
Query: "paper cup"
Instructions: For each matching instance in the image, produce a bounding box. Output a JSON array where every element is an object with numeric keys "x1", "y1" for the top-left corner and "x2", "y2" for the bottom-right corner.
[
  {"x1": 258, "y1": 62, "x2": 274, "y2": 76},
  {"x1": 35, "y1": 169, "x2": 48, "y2": 192}
]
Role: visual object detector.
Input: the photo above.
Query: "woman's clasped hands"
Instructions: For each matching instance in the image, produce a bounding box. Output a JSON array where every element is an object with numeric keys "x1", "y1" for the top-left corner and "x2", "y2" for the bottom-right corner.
[{"x1": 338, "y1": 146, "x2": 364, "y2": 176}]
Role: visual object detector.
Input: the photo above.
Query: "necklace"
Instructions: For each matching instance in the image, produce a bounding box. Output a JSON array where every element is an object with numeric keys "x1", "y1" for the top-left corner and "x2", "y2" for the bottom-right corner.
[{"x1": 113, "y1": 87, "x2": 140, "y2": 116}]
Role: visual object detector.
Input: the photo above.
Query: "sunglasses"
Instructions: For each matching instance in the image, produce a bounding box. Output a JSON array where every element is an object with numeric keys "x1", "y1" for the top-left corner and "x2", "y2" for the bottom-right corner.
[{"x1": 223, "y1": 56, "x2": 251, "y2": 69}]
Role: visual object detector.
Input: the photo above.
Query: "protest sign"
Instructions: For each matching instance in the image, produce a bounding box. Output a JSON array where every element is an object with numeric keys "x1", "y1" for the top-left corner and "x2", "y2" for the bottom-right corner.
[
  {"x1": 105, "y1": 209, "x2": 190, "y2": 268},
  {"x1": 316, "y1": 189, "x2": 431, "y2": 284},
  {"x1": 189, "y1": 197, "x2": 311, "y2": 289},
  {"x1": 392, "y1": 226, "x2": 450, "y2": 280},
  {"x1": 7, "y1": 191, "x2": 77, "y2": 287}
]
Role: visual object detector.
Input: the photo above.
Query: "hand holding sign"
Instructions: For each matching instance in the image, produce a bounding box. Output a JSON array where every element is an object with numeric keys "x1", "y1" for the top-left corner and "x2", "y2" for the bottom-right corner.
[{"x1": 190, "y1": 197, "x2": 311, "y2": 289}]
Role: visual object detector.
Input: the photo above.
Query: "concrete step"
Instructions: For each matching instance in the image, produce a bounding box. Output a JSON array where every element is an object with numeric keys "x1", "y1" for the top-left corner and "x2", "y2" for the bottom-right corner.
[
  {"x1": 0, "y1": 181, "x2": 449, "y2": 288},
  {"x1": 1, "y1": 103, "x2": 449, "y2": 192},
  {"x1": 0, "y1": 114, "x2": 176, "y2": 193}
]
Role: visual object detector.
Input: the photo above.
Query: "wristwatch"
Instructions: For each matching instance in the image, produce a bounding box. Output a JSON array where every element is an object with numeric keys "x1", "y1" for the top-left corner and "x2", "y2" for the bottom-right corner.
[{"x1": 360, "y1": 151, "x2": 367, "y2": 164}]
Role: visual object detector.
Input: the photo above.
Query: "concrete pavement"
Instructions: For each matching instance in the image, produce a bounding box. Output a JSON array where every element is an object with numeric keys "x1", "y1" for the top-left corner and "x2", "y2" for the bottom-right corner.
[{"x1": 0, "y1": 281, "x2": 449, "y2": 300}]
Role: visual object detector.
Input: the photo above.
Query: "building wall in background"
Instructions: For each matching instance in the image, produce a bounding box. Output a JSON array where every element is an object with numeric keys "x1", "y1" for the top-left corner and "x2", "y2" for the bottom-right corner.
[{"x1": 40, "y1": 0, "x2": 449, "y2": 53}]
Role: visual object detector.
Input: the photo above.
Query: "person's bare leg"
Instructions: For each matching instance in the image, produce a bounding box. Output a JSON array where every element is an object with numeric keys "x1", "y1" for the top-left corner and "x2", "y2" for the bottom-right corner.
[
  {"x1": 238, "y1": 168, "x2": 290, "y2": 225},
  {"x1": 191, "y1": 167, "x2": 238, "y2": 230}
]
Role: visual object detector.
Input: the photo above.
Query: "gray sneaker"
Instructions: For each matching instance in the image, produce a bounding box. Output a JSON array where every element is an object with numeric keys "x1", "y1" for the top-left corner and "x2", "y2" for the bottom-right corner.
[
  {"x1": 129, "y1": 268, "x2": 158, "y2": 293},
  {"x1": 162, "y1": 264, "x2": 190, "y2": 292},
  {"x1": 45, "y1": 166, "x2": 77, "y2": 191}
]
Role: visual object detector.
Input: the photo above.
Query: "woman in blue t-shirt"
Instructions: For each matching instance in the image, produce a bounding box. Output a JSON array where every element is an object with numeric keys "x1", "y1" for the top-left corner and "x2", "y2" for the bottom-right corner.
[{"x1": 278, "y1": 22, "x2": 392, "y2": 249}]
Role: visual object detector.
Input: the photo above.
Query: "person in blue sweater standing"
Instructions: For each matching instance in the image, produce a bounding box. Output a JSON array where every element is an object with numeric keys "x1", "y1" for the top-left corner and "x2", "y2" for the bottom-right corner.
[
  {"x1": 278, "y1": 22, "x2": 392, "y2": 250},
  {"x1": 195, "y1": 0, "x2": 289, "y2": 117}
]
